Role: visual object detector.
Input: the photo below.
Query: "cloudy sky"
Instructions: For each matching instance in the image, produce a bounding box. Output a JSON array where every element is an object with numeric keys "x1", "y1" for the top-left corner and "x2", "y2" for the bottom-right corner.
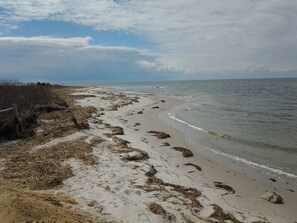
[{"x1": 0, "y1": 0, "x2": 296, "y2": 83}]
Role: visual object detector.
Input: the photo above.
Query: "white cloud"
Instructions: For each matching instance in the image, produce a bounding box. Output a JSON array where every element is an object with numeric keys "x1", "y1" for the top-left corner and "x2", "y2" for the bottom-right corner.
[
  {"x1": 0, "y1": 36, "x2": 171, "y2": 82},
  {"x1": 0, "y1": 36, "x2": 92, "y2": 45},
  {"x1": 0, "y1": 0, "x2": 297, "y2": 76}
]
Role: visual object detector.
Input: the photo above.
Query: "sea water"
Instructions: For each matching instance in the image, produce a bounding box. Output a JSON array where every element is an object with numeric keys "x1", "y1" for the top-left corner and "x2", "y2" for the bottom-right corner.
[{"x1": 104, "y1": 78, "x2": 297, "y2": 179}]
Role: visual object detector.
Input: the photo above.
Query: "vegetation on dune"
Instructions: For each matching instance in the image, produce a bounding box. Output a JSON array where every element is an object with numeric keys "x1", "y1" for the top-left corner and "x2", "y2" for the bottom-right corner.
[{"x1": 0, "y1": 80, "x2": 55, "y2": 139}]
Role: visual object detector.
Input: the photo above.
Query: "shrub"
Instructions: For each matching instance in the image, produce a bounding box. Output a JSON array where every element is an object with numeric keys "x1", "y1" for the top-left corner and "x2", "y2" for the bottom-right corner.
[{"x1": 0, "y1": 80, "x2": 53, "y2": 139}]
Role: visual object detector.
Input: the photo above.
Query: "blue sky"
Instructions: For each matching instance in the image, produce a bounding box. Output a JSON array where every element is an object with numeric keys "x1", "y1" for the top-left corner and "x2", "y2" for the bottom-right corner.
[
  {"x1": 0, "y1": 1, "x2": 297, "y2": 83},
  {"x1": 12, "y1": 20, "x2": 154, "y2": 49}
]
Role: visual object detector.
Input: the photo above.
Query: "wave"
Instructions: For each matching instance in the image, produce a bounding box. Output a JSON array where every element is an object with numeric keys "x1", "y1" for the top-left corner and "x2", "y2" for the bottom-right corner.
[
  {"x1": 168, "y1": 112, "x2": 229, "y2": 138},
  {"x1": 209, "y1": 148, "x2": 297, "y2": 179},
  {"x1": 168, "y1": 113, "x2": 208, "y2": 133},
  {"x1": 168, "y1": 112, "x2": 296, "y2": 152},
  {"x1": 168, "y1": 112, "x2": 297, "y2": 179}
]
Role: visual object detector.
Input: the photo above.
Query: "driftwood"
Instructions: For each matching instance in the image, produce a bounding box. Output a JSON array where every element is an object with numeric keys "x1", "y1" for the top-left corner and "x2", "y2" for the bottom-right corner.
[{"x1": 0, "y1": 107, "x2": 14, "y2": 114}]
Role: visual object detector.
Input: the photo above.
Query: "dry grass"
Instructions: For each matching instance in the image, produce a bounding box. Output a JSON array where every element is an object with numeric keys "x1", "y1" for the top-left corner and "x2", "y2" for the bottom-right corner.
[
  {"x1": 7, "y1": 95, "x2": 97, "y2": 150},
  {"x1": 0, "y1": 83, "x2": 96, "y2": 140},
  {"x1": 0, "y1": 86, "x2": 105, "y2": 221},
  {"x1": 113, "y1": 136, "x2": 130, "y2": 148},
  {"x1": 0, "y1": 80, "x2": 53, "y2": 113},
  {"x1": 101, "y1": 93, "x2": 139, "y2": 111},
  {"x1": 0, "y1": 81, "x2": 54, "y2": 138},
  {"x1": 138, "y1": 176, "x2": 202, "y2": 214},
  {"x1": 2, "y1": 158, "x2": 73, "y2": 190},
  {"x1": 90, "y1": 137, "x2": 105, "y2": 147},
  {"x1": 172, "y1": 147, "x2": 194, "y2": 158},
  {"x1": 37, "y1": 139, "x2": 98, "y2": 165},
  {"x1": 0, "y1": 178, "x2": 101, "y2": 223},
  {"x1": 1, "y1": 139, "x2": 97, "y2": 189}
]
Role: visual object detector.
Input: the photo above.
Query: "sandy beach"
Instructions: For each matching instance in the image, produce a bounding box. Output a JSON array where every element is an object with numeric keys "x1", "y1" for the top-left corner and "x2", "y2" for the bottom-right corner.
[{"x1": 1, "y1": 86, "x2": 296, "y2": 223}]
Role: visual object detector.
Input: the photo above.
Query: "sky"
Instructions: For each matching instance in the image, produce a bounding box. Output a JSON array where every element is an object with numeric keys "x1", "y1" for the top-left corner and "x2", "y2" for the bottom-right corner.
[{"x1": 0, "y1": 0, "x2": 297, "y2": 83}]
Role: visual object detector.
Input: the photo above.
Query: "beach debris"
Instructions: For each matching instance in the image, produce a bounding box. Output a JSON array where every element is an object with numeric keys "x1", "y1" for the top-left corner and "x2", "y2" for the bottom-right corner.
[
  {"x1": 147, "y1": 130, "x2": 171, "y2": 139},
  {"x1": 110, "y1": 126, "x2": 124, "y2": 135},
  {"x1": 78, "y1": 120, "x2": 90, "y2": 129},
  {"x1": 89, "y1": 137, "x2": 105, "y2": 147},
  {"x1": 269, "y1": 178, "x2": 276, "y2": 182},
  {"x1": 152, "y1": 106, "x2": 160, "y2": 109},
  {"x1": 137, "y1": 111, "x2": 143, "y2": 114},
  {"x1": 120, "y1": 118, "x2": 128, "y2": 123},
  {"x1": 133, "y1": 122, "x2": 141, "y2": 127},
  {"x1": 209, "y1": 204, "x2": 241, "y2": 223},
  {"x1": 113, "y1": 136, "x2": 130, "y2": 148},
  {"x1": 261, "y1": 191, "x2": 283, "y2": 204},
  {"x1": 214, "y1": 182, "x2": 235, "y2": 194},
  {"x1": 71, "y1": 94, "x2": 96, "y2": 99},
  {"x1": 147, "y1": 202, "x2": 177, "y2": 222},
  {"x1": 184, "y1": 163, "x2": 202, "y2": 171},
  {"x1": 147, "y1": 202, "x2": 166, "y2": 215},
  {"x1": 2, "y1": 158, "x2": 73, "y2": 190},
  {"x1": 87, "y1": 200, "x2": 97, "y2": 207},
  {"x1": 181, "y1": 213, "x2": 196, "y2": 223},
  {"x1": 161, "y1": 142, "x2": 170, "y2": 147},
  {"x1": 145, "y1": 165, "x2": 157, "y2": 177},
  {"x1": 143, "y1": 176, "x2": 202, "y2": 211},
  {"x1": 286, "y1": 189, "x2": 294, "y2": 192},
  {"x1": 92, "y1": 119, "x2": 103, "y2": 124},
  {"x1": 0, "y1": 139, "x2": 99, "y2": 189},
  {"x1": 123, "y1": 151, "x2": 148, "y2": 161},
  {"x1": 172, "y1": 147, "x2": 193, "y2": 158},
  {"x1": 108, "y1": 105, "x2": 119, "y2": 111}
]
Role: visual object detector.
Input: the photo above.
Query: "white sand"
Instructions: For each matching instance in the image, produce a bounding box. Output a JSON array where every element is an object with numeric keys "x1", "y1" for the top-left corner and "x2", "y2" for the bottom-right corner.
[{"x1": 44, "y1": 87, "x2": 297, "y2": 223}]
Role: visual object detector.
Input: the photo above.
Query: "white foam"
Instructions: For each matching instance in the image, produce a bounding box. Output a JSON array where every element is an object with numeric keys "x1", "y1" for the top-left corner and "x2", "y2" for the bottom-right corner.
[
  {"x1": 210, "y1": 148, "x2": 297, "y2": 179},
  {"x1": 168, "y1": 112, "x2": 297, "y2": 180},
  {"x1": 168, "y1": 112, "x2": 208, "y2": 133}
]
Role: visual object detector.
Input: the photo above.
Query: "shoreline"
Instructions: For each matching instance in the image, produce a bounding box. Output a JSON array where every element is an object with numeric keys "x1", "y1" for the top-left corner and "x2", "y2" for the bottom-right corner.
[
  {"x1": 158, "y1": 99, "x2": 297, "y2": 182},
  {"x1": 128, "y1": 92, "x2": 297, "y2": 221},
  {"x1": 159, "y1": 100, "x2": 297, "y2": 184},
  {"x1": 62, "y1": 87, "x2": 297, "y2": 222},
  {"x1": 1, "y1": 86, "x2": 296, "y2": 222}
]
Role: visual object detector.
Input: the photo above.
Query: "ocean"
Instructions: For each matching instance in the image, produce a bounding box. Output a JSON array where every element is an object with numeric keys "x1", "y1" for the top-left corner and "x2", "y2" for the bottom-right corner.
[{"x1": 103, "y1": 78, "x2": 297, "y2": 179}]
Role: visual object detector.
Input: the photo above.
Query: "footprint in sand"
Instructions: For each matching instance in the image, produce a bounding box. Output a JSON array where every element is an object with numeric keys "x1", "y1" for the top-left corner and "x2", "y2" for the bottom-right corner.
[
  {"x1": 123, "y1": 189, "x2": 132, "y2": 195},
  {"x1": 114, "y1": 186, "x2": 121, "y2": 191},
  {"x1": 134, "y1": 190, "x2": 142, "y2": 196}
]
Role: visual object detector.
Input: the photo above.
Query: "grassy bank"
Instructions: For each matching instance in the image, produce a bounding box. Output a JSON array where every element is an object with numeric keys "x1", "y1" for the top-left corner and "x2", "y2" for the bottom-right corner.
[{"x1": 0, "y1": 80, "x2": 54, "y2": 139}]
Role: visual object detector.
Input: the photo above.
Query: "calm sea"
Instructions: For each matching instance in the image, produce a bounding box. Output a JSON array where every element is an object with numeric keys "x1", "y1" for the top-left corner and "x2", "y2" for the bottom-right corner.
[{"x1": 103, "y1": 78, "x2": 297, "y2": 179}]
